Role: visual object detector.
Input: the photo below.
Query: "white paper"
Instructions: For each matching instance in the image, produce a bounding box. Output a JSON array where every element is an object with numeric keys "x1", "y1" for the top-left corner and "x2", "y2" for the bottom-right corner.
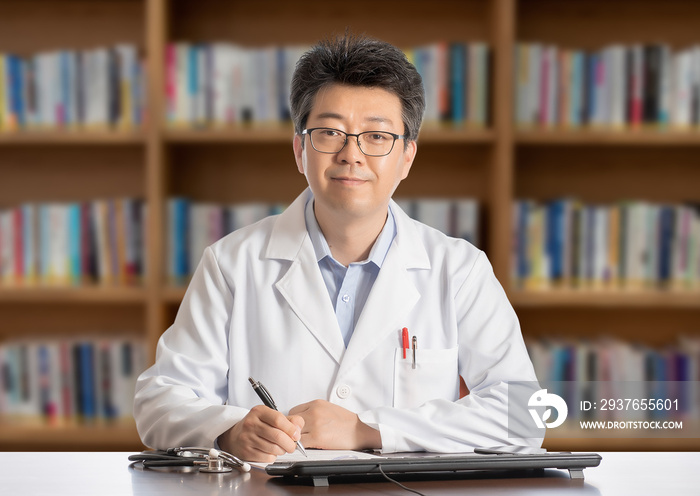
[{"x1": 249, "y1": 449, "x2": 380, "y2": 469}]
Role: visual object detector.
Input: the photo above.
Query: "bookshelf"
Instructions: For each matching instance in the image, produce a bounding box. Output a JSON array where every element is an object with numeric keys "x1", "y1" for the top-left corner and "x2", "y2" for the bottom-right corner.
[{"x1": 1, "y1": 0, "x2": 699, "y2": 452}]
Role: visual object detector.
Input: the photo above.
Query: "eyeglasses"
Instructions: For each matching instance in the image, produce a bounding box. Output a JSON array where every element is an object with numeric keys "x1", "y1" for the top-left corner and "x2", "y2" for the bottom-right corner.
[{"x1": 302, "y1": 127, "x2": 405, "y2": 157}]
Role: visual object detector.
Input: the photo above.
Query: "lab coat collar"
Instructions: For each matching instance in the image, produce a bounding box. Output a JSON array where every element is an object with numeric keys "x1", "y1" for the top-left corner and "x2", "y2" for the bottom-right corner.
[
  {"x1": 267, "y1": 188, "x2": 431, "y2": 371},
  {"x1": 264, "y1": 189, "x2": 312, "y2": 261},
  {"x1": 265, "y1": 188, "x2": 430, "y2": 270}
]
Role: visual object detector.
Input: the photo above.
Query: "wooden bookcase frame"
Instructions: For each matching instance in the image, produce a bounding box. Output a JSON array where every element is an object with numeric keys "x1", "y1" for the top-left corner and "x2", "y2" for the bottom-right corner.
[{"x1": 0, "y1": 0, "x2": 698, "y2": 451}]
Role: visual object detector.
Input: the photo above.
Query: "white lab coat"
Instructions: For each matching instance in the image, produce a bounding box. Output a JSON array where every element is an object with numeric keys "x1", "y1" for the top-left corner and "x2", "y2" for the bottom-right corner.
[{"x1": 134, "y1": 189, "x2": 542, "y2": 453}]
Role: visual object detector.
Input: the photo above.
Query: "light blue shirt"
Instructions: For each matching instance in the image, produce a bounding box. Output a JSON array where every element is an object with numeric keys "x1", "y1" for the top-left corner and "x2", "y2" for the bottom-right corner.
[{"x1": 304, "y1": 195, "x2": 396, "y2": 347}]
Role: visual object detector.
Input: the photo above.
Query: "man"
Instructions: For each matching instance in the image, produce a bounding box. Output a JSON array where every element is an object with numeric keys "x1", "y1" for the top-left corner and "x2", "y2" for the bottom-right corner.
[{"x1": 134, "y1": 34, "x2": 541, "y2": 463}]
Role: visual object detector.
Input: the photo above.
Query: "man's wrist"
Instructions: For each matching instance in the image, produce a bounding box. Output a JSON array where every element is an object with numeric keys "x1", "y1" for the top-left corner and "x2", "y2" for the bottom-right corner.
[{"x1": 355, "y1": 415, "x2": 381, "y2": 450}]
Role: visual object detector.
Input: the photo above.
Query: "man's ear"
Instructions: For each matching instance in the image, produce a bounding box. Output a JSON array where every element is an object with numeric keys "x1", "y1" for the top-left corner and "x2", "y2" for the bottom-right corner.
[
  {"x1": 293, "y1": 134, "x2": 305, "y2": 174},
  {"x1": 400, "y1": 140, "x2": 417, "y2": 180}
]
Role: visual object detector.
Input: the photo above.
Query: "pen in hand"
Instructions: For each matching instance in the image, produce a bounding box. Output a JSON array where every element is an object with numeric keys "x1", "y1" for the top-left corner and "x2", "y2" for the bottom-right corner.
[{"x1": 248, "y1": 377, "x2": 308, "y2": 457}]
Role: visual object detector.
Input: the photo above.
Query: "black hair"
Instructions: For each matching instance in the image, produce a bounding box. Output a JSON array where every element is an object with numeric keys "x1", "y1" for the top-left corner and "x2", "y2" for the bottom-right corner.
[{"x1": 290, "y1": 33, "x2": 425, "y2": 145}]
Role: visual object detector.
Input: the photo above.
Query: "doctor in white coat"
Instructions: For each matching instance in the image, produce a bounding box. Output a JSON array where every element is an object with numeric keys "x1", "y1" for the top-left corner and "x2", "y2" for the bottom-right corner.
[{"x1": 134, "y1": 34, "x2": 542, "y2": 463}]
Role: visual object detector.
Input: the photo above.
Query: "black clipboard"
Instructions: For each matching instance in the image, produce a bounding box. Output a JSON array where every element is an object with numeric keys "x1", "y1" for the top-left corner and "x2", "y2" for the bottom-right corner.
[{"x1": 265, "y1": 450, "x2": 602, "y2": 486}]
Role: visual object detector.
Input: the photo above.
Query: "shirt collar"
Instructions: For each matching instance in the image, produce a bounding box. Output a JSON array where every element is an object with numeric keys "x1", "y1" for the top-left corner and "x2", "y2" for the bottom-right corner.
[{"x1": 304, "y1": 193, "x2": 396, "y2": 268}]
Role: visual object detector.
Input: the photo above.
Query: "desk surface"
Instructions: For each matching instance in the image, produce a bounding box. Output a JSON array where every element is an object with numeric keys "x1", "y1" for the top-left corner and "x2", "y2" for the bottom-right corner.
[{"x1": 0, "y1": 451, "x2": 697, "y2": 496}]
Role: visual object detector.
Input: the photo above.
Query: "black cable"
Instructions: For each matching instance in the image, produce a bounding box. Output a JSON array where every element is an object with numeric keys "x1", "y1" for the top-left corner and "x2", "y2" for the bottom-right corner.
[{"x1": 377, "y1": 465, "x2": 428, "y2": 496}]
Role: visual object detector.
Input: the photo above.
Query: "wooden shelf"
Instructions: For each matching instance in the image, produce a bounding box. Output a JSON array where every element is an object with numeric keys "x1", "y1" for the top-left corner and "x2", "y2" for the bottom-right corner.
[
  {"x1": 542, "y1": 421, "x2": 700, "y2": 451},
  {"x1": 0, "y1": 420, "x2": 144, "y2": 451},
  {"x1": 0, "y1": 130, "x2": 146, "y2": 146},
  {"x1": 516, "y1": 129, "x2": 700, "y2": 146},
  {"x1": 164, "y1": 124, "x2": 496, "y2": 144},
  {"x1": 509, "y1": 288, "x2": 700, "y2": 308},
  {"x1": 419, "y1": 125, "x2": 496, "y2": 143},
  {"x1": 0, "y1": 285, "x2": 149, "y2": 304},
  {"x1": 162, "y1": 286, "x2": 187, "y2": 304},
  {"x1": 165, "y1": 124, "x2": 295, "y2": 143},
  {"x1": 543, "y1": 436, "x2": 700, "y2": 452}
]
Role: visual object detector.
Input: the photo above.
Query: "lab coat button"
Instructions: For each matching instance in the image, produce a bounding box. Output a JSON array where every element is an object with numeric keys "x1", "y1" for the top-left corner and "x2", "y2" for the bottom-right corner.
[
  {"x1": 342, "y1": 294, "x2": 350, "y2": 303},
  {"x1": 336, "y1": 384, "x2": 351, "y2": 399}
]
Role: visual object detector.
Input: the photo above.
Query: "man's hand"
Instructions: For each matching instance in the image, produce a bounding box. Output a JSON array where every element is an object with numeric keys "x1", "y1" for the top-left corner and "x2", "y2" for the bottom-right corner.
[
  {"x1": 289, "y1": 400, "x2": 381, "y2": 450},
  {"x1": 218, "y1": 405, "x2": 304, "y2": 463}
]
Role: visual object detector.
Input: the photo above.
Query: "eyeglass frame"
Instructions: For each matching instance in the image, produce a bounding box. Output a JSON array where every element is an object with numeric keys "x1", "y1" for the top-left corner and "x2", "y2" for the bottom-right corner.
[{"x1": 301, "y1": 127, "x2": 406, "y2": 157}]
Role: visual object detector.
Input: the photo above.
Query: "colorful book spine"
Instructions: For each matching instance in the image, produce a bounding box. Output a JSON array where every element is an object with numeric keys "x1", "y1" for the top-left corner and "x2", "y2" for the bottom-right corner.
[{"x1": 68, "y1": 203, "x2": 81, "y2": 285}]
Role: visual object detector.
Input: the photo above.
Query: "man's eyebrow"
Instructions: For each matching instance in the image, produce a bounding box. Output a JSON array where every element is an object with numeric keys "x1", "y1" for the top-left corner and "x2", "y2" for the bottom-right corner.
[
  {"x1": 315, "y1": 112, "x2": 344, "y2": 121},
  {"x1": 314, "y1": 112, "x2": 394, "y2": 125},
  {"x1": 365, "y1": 116, "x2": 394, "y2": 125}
]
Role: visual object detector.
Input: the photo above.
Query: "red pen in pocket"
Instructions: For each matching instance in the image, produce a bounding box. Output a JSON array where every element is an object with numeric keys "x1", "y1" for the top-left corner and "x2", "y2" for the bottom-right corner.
[{"x1": 402, "y1": 327, "x2": 409, "y2": 359}]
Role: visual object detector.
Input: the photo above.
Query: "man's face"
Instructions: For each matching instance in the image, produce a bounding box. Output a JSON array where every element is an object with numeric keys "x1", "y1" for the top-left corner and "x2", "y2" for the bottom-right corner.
[{"x1": 293, "y1": 84, "x2": 417, "y2": 223}]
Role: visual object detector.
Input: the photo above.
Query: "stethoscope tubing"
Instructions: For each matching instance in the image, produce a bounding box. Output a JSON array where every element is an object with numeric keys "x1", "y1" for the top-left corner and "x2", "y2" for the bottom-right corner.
[
  {"x1": 128, "y1": 448, "x2": 250, "y2": 472},
  {"x1": 128, "y1": 452, "x2": 182, "y2": 462},
  {"x1": 142, "y1": 459, "x2": 201, "y2": 468}
]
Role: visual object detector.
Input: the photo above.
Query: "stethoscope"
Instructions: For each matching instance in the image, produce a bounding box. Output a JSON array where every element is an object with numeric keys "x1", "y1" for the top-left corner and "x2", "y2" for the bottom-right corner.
[{"x1": 128, "y1": 447, "x2": 251, "y2": 473}]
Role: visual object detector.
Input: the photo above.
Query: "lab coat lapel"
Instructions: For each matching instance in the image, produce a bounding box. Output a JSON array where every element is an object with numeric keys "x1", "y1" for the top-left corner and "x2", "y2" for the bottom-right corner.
[
  {"x1": 337, "y1": 202, "x2": 430, "y2": 379},
  {"x1": 275, "y1": 247, "x2": 345, "y2": 365},
  {"x1": 267, "y1": 190, "x2": 345, "y2": 364}
]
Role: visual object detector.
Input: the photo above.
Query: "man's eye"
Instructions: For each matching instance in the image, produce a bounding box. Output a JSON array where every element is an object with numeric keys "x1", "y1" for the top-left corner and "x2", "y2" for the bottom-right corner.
[
  {"x1": 322, "y1": 130, "x2": 341, "y2": 137},
  {"x1": 367, "y1": 133, "x2": 388, "y2": 141}
]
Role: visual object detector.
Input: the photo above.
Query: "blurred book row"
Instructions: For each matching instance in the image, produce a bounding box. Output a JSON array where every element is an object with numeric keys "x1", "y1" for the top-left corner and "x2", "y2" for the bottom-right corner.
[
  {"x1": 10, "y1": 40, "x2": 700, "y2": 132},
  {"x1": 166, "y1": 199, "x2": 287, "y2": 283},
  {"x1": 527, "y1": 336, "x2": 700, "y2": 420},
  {"x1": 0, "y1": 199, "x2": 147, "y2": 286},
  {"x1": 7, "y1": 196, "x2": 700, "y2": 291},
  {"x1": 515, "y1": 43, "x2": 700, "y2": 129},
  {"x1": 395, "y1": 197, "x2": 480, "y2": 246},
  {"x1": 512, "y1": 199, "x2": 700, "y2": 289},
  {"x1": 407, "y1": 42, "x2": 490, "y2": 126},
  {"x1": 165, "y1": 42, "x2": 306, "y2": 126},
  {"x1": 0, "y1": 337, "x2": 145, "y2": 423},
  {"x1": 164, "y1": 41, "x2": 490, "y2": 128},
  {"x1": 0, "y1": 44, "x2": 146, "y2": 131},
  {"x1": 0, "y1": 195, "x2": 478, "y2": 287},
  {"x1": 167, "y1": 197, "x2": 480, "y2": 283}
]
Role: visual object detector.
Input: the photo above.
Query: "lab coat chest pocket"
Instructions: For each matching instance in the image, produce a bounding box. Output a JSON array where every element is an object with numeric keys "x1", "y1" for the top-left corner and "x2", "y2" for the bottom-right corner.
[{"x1": 393, "y1": 346, "x2": 459, "y2": 409}]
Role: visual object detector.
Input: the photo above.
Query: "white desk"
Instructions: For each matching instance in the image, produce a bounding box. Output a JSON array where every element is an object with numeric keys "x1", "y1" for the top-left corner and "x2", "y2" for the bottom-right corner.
[{"x1": 0, "y1": 451, "x2": 697, "y2": 495}]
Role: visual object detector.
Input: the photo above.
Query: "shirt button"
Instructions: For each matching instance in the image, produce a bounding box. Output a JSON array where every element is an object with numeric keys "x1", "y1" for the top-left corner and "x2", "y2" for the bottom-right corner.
[
  {"x1": 336, "y1": 384, "x2": 351, "y2": 399},
  {"x1": 341, "y1": 294, "x2": 350, "y2": 303}
]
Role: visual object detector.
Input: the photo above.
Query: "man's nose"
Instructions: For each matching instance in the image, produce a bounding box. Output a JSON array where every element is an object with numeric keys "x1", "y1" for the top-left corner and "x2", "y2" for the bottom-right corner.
[{"x1": 337, "y1": 135, "x2": 364, "y2": 163}]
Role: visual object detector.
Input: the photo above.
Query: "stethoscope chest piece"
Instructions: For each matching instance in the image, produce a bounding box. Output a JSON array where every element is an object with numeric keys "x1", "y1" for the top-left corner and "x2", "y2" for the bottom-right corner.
[{"x1": 199, "y1": 456, "x2": 233, "y2": 473}]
